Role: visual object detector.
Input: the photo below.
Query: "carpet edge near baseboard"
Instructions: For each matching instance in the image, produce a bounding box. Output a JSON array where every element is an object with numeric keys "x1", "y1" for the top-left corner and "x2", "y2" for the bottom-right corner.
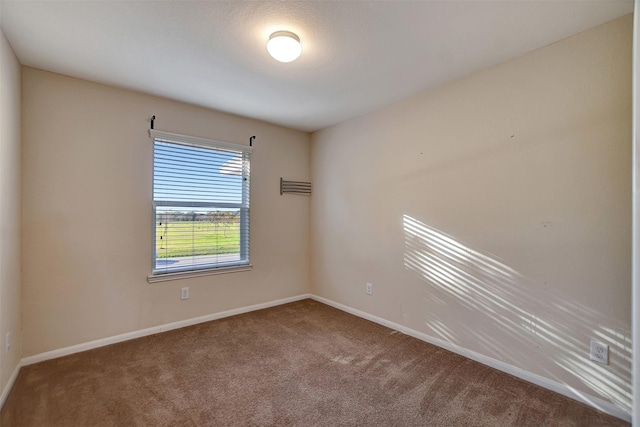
[
  {"x1": 0, "y1": 361, "x2": 22, "y2": 410},
  {"x1": 309, "y1": 295, "x2": 631, "y2": 423},
  {"x1": 3, "y1": 293, "x2": 631, "y2": 423},
  {"x1": 1, "y1": 293, "x2": 312, "y2": 410}
]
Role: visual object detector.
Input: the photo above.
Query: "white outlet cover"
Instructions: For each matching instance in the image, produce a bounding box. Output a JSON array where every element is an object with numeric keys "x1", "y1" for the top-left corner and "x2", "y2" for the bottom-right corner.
[
  {"x1": 181, "y1": 287, "x2": 189, "y2": 300},
  {"x1": 590, "y1": 340, "x2": 608, "y2": 365}
]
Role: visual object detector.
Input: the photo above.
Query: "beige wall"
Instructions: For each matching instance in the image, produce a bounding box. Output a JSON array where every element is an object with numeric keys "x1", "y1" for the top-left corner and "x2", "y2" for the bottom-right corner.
[
  {"x1": 0, "y1": 29, "x2": 22, "y2": 394},
  {"x1": 633, "y1": 3, "x2": 640, "y2": 422},
  {"x1": 311, "y1": 15, "x2": 632, "y2": 411},
  {"x1": 21, "y1": 68, "x2": 310, "y2": 356}
]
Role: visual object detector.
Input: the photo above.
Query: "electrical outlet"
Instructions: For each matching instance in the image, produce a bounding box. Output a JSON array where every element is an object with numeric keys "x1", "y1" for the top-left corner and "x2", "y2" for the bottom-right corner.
[
  {"x1": 181, "y1": 287, "x2": 189, "y2": 300},
  {"x1": 5, "y1": 332, "x2": 10, "y2": 353},
  {"x1": 366, "y1": 283, "x2": 373, "y2": 296},
  {"x1": 590, "y1": 340, "x2": 608, "y2": 365}
]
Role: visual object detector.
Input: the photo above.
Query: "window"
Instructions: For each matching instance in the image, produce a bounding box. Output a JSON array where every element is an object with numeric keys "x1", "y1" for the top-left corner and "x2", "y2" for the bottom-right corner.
[{"x1": 149, "y1": 130, "x2": 251, "y2": 280}]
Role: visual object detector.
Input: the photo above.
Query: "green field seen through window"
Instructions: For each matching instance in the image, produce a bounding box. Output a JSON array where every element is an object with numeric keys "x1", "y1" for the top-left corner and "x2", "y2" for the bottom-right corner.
[{"x1": 155, "y1": 220, "x2": 241, "y2": 258}]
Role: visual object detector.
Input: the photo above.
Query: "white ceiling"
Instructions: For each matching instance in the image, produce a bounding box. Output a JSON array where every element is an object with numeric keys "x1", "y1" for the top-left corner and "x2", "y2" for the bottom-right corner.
[{"x1": 0, "y1": 1, "x2": 633, "y2": 132}]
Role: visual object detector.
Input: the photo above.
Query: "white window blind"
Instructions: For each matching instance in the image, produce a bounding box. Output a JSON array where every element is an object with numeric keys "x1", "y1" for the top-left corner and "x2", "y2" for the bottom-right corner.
[{"x1": 150, "y1": 130, "x2": 251, "y2": 276}]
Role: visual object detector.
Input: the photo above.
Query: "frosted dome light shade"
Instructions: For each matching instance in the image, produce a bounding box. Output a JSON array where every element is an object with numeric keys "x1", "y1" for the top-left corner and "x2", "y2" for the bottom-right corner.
[{"x1": 267, "y1": 31, "x2": 302, "y2": 63}]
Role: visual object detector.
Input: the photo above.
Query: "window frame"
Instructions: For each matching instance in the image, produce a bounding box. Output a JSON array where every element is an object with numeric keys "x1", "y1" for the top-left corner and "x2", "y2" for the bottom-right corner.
[{"x1": 147, "y1": 129, "x2": 252, "y2": 283}]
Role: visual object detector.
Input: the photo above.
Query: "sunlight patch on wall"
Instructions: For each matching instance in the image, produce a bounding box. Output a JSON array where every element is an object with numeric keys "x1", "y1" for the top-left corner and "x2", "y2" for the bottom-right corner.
[{"x1": 402, "y1": 214, "x2": 631, "y2": 411}]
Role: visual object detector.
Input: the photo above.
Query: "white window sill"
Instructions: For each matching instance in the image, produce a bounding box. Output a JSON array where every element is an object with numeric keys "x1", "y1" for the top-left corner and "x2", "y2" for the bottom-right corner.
[{"x1": 148, "y1": 264, "x2": 253, "y2": 283}]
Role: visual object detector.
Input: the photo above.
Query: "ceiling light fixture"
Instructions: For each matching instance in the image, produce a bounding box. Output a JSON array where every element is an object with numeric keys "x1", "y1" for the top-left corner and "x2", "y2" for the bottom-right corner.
[{"x1": 267, "y1": 31, "x2": 302, "y2": 63}]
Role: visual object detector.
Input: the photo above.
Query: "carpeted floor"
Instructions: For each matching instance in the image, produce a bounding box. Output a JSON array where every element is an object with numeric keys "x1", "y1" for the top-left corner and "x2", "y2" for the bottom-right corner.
[{"x1": 0, "y1": 299, "x2": 629, "y2": 426}]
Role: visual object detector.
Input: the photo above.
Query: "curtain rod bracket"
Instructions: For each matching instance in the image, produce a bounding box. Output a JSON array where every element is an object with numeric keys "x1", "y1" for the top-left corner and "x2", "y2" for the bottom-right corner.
[
  {"x1": 250, "y1": 136, "x2": 255, "y2": 147},
  {"x1": 150, "y1": 115, "x2": 156, "y2": 130}
]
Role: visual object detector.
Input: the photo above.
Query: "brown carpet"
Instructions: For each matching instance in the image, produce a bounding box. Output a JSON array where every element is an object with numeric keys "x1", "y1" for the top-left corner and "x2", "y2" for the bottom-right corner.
[{"x1": 0, "y1": 299, "x2": 628, "y2": 426}]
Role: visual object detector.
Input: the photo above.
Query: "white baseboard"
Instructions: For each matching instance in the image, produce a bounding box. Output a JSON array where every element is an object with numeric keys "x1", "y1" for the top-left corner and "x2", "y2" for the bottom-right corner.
[
  {"x1": 0, "y1": 360, "x2": 23, "y2": 409},
  {"x1": 21, "y1": 294, "x2": 311, "y2": 366},
  {"x1": 8, "y1": 292, "x2": 631, "y2": 422},
  {"x1": 309, "y1": 295, "x2": 632, "y2": 423},
  {"x1": 3, "y1": 293, "x2": 308, "y2": 411}
]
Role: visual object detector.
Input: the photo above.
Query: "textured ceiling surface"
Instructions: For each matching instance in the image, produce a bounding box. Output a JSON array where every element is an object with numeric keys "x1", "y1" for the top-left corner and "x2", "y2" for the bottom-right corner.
[{"x1": 0, "y1": 1, "x2": 633, "y2": 132}]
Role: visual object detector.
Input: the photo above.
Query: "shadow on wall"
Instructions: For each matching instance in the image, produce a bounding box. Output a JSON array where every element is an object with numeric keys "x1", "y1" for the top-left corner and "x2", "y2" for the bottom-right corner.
[{"x1": 402, "y1": 215, "x2": 631, "y2": 412}]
